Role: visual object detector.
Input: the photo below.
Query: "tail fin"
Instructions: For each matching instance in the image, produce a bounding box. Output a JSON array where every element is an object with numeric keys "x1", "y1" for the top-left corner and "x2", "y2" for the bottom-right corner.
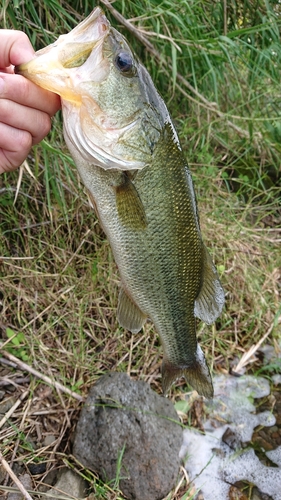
[{"x1": 161, "y1": 345, "x2": 213, "y2": 398}]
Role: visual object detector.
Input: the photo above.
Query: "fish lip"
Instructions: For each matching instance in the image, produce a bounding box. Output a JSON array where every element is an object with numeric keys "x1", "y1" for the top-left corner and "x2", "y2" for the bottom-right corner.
[
  {"x1": 15, "y1": 7, "x2": 110, "y2": 102},
  {"x1": 15, "y1": 7, "x2": 110, "y2": 77},
  {"x1": 68, "y1": 6, "x2": 107, "y2": 36}
]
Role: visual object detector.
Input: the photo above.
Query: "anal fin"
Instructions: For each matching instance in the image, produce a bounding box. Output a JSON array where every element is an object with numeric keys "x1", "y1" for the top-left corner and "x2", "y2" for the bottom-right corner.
[
  {"x1": 194, "y1": 245, "x2": 225, "y2": 325},
  {"x1": 117, "y1": 287, "x2": 147, "y2": 333}
]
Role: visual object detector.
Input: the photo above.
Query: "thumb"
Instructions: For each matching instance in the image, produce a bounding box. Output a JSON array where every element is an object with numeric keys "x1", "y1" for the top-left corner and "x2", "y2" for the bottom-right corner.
[{"x1": 0, "y1": 30, "x2": 35, "y2": 68}]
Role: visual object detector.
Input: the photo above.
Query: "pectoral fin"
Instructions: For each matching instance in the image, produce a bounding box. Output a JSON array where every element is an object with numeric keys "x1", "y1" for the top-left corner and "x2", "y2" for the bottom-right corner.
[
  {"x1": 117, "y1": 287, "x2": 147, "y2": 333},
  {"x1": 194, "y1": 245, "x2": 225, "y2": 325},
  {"x1": 115, "y1": 172, "x2": 147, "y2": 230}
]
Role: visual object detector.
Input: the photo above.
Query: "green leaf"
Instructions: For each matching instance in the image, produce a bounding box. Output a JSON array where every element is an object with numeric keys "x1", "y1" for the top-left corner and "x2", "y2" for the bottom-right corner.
[
  {"x1": 174, "y1": 400, "x2": 190, "y2": 414},
  {"x1": 6, "y1": 328, "x2": 16, "y2": 339}
]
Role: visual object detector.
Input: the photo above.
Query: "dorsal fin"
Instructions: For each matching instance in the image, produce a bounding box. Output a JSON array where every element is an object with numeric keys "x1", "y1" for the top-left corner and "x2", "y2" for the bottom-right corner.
[{"x1": 194, "y1": 245, "x2": 225, "y2": 325}]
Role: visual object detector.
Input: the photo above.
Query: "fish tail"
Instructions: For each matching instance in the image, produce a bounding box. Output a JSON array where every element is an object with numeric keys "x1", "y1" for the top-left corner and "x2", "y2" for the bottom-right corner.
[{"x1": 161, "y1": 345, "x2": 213, "y2": 398}]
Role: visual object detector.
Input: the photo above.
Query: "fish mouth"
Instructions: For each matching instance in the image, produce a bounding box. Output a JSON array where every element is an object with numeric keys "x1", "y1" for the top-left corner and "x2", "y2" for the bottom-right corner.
[
  {"x1": 15, "y1": 7, "x2": 110, "y2": 103},
  {"x1": 16, "y1": 8, "x2": 149, "y2": 170}
]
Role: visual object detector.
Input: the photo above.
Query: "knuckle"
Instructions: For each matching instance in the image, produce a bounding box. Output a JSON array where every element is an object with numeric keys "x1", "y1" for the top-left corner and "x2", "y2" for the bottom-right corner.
[
  {"x1": 0, "y1": 99, "x2": 9, "y2": 120},
  {"x1": 18, "y1": 76, "x2": 32, "y2": 102},
  {"x1": 34, "y1": 113, "x2": 51, "y2": 143},
  {"x1": 18, "y1": 129, "x2": 32, "y2": 151},
  {"x1": 16, "y1": 31, "x2": 30, "y2": 45},
  {"x1": 41, "y1": 113, "x2": 52, "y2": 136}
]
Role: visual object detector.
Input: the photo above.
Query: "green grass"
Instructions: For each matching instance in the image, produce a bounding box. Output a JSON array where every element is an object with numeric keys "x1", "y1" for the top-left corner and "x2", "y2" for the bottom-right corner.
[{"x1": 0, "y1": 1, "x2": 281, "y2": 499}]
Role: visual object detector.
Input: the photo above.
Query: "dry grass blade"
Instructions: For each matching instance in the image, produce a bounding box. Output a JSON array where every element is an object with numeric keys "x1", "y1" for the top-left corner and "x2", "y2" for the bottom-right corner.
[
  {"x1": 0, "y1": 389, "x2": 29, "y2": 429},
  {"x1": 1, "y1": 351, "x2": 84, "y2": 402},
  {"x1": 0, "y1": 485, "x2": 82, "y2": 500},
  {"x1": 21, "y1": 285, "x2": 76, "y2": 331},
  {"x1": 13, "y1": 160, "x2": 36, "y2": 205},
  {"x1": 233, "y1": 321, "x2": 275, "y2": 374},
  {"x1": 0, "y1": 453, "x2": 33, "y2": 500}
]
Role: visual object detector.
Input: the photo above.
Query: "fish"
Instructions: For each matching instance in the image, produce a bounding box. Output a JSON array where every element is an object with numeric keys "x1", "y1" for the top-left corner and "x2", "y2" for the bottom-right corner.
[{"x1": 16, "y1": 7, "x2": 225, "y2": 397}]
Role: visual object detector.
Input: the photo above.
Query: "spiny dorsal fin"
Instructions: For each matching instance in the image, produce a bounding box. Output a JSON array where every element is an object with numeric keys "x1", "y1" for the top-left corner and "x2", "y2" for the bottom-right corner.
[
  {"x1": 115, "y1": 172, "x2": 147, "y2": 230},
  {"x1": 117, "y1": 287, "x2": 147, "y2": 333},
  {"x1": 194, "y1": 245, "x2": 225, "y2": 325}
]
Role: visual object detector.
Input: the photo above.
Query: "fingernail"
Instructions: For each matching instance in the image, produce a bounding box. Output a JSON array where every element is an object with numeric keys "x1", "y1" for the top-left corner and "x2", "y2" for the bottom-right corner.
[{"x1": 0, "y1": 76, "x2": 4, "y2": 94}]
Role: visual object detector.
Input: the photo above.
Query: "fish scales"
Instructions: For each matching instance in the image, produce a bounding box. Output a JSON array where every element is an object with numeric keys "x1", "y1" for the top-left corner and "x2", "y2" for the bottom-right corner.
[
  {"x1": 84, "y1": 124, "x2": 202, "y2": 356},
  {"x1": 16, "y1": 7, "x2": 225, "y2": 397}
]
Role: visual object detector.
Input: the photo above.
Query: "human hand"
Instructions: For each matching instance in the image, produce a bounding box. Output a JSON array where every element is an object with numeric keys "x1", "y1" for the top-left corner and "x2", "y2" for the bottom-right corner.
[{"x1": 0, "y1": 30, "x2": 61, "y2": 174}]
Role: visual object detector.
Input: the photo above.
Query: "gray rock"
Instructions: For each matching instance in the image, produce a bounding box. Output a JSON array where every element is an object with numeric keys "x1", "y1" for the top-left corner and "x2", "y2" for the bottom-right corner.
[
  {"x1": 222, "y1": 426, "x2": 241, "y2": 450},
  {"x1": 73, "y1": 372, "x2": 182, "y2": 500},
  {"x1": 7, "y1": 473, "x2": 32, "y2": 500},
  {"x1": 0, "y1": 396, "x2": 15, "y2": 414},
  {"x1": 43, "y1": 468, "x2": 87, "y2": 500},
  {"x1": 43, "y1": 434, "x2": 56, "y2": 447}
]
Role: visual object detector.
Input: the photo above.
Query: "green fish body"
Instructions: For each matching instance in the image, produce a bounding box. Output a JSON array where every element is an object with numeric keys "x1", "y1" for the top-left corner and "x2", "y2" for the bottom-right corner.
[{"x1": 17, "y1": 7, "x2": 225, "y2": 397}]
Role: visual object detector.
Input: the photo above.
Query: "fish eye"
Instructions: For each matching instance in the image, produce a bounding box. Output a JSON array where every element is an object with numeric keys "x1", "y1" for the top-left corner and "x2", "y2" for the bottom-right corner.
[{"x1": 114, "y1": 51, "x2": 136, "y2": 77}]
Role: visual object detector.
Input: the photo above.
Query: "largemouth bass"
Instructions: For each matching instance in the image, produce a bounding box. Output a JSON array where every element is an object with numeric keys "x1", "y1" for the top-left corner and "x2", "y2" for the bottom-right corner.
[{"x1": 17, "y1": 7, "x2": 225, "y2": 397}]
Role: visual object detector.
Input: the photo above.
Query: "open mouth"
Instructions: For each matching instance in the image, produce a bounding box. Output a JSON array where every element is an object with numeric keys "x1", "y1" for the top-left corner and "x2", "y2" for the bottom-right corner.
[{"x1": 15, "y1": 7, "x2": 110, "y2": 103}]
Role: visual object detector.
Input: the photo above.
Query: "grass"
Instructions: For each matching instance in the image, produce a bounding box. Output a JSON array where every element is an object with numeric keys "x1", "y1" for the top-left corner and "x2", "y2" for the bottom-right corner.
[{"x1": 0, "y1": 0, "x2": 281, "y2": 499}]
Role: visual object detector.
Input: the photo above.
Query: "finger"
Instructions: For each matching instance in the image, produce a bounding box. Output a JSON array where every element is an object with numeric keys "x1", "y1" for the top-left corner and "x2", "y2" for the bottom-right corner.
[
  {"x1": 0, "y1": 66, "x2": 14, "y2": 74},
  {"x1": 0, "y1": 97, "x2": 52, "y2": 144},
  {"x1": 0, "y1": 73, "x2": 61, "y2": 117},
  {"x1": 0, "y1": 122, "x2": 32, "y2": 173},
  {"x1": 0, "y1": 30, "x2": 35, "y2": 68}
]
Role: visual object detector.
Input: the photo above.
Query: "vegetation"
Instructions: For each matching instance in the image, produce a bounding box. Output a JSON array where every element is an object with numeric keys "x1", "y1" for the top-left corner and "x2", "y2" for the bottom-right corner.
[{"x1": 0, "y1": 0, "x2": 280, "y2": 498}]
